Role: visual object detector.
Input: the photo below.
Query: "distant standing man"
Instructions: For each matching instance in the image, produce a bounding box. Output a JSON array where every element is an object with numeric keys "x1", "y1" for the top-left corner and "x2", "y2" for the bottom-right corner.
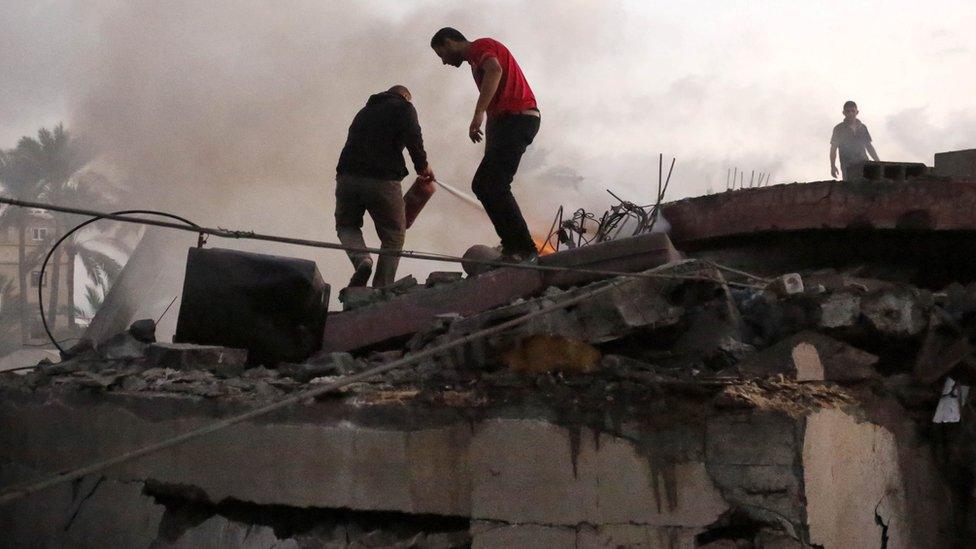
[
  {"x1": 335, "y1": 85, "x2": 434, "y2": 288},
  {"x1": 430, "y1": 28, "x2": 541, "y2": 262},
  {"x1": 830, "y1": 100, "x2": 880, "y2": 181}
]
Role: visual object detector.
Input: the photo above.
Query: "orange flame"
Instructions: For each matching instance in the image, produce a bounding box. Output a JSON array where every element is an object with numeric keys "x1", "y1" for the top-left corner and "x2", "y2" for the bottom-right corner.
[{"x1": 533, "y1": 235, "x2": 556, "y2": 256}]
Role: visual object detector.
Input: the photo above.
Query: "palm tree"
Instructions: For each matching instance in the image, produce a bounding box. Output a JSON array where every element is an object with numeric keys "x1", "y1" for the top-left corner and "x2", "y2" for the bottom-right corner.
[{"x1": 0, "y1": 124, "x2": 122, "y2": 342}]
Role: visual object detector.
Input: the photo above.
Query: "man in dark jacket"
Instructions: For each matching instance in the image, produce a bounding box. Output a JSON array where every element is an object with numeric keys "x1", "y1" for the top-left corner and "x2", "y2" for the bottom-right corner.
[{"x1": 335, "y1": 85, "x2": 433, "y2": 288}]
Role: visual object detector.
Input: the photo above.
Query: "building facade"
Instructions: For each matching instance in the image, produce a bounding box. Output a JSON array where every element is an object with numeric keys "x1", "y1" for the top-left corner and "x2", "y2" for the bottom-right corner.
[{"x1": 0, "y1": 209, "x2": 74, "y2": 344}]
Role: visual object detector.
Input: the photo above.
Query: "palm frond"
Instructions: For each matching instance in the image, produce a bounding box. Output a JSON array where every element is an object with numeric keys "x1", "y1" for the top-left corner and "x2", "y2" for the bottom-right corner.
[{"x1": 84, "y1": 284, "x2": 104, "y2": 312}]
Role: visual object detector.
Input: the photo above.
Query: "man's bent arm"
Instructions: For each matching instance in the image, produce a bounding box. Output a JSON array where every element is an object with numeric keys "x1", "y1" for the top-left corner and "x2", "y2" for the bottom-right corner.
[
  {"x1": 402, "y1": 105, "x2": 429, "y2": 174},
  {"x1": 866, "y1": 143, "x2": 880, "y2": 162},
  {"x1": 474, "y1": 57, "x2": 503, "y2": 115},
  {"x1": 469, "y1": 57, "x2": 502, "y2": 142}
]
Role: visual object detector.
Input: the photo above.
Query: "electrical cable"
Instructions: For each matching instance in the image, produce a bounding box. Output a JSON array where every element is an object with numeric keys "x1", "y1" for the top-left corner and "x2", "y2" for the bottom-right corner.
[
  {"x1": 36, "y1": 210, "x2": 200, "y2": 353},
  {"x1": 1, "y1": 197, "x2": 765, "y2": 292},
  {"x1": 0, "y1": 270, "x2": 640, "y2": 504}
]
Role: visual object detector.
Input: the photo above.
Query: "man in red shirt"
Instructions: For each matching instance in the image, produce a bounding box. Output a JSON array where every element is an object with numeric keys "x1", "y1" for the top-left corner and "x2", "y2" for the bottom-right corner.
[{"x1": 430, "y1": 27, "x2": 541, "y2": 262}]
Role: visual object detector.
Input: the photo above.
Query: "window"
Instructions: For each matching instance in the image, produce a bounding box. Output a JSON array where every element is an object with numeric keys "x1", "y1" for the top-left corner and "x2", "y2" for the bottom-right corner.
[
  {"x1": 30, "y1": 227, "x2": 49, "y2": 241},
  {"x1": 30, "y1": 271, "x2": 46, "y2": 288}
]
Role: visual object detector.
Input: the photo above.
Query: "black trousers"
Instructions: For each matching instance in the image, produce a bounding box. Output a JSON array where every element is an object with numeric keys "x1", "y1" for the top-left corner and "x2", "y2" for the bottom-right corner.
[{"x1": 471, "y1": 113, "x2": 541, "y2": 255}]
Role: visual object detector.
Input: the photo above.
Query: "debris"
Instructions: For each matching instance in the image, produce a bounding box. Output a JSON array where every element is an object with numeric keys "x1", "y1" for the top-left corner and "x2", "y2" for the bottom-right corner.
[
  {"x1": 425, "y1": 271, "x2": 464, "y2": 287},
  {"x1": 383, "y1": 274, "x2": 419, "y2": 295},
  {"x1": 278, "y1": 352, "x2": 360, "y2": 382},
  {"x1": 933, "y1": 377, "x2": 971, "y2": 423},
  {"x1": 127, "y1": 319, "x2": 157, "y2": 343},
  {"x1": 97, "y1": 332, "x2": 149, "y2": 361},
  {"x1": 767, "y1": 273, "x2": 804, "y2": 296},
  {"x1": 461, "y1": 244, "x2": 503, "y2": 277},
  {"x1": 914, "y1": 311, "x2": 975, "y2": 384},
  {"x1": 60, "y1": 339, "x2": 95, "y2": 361},
  {"x1": 501, "y1": 334, "x2": 601, "y2": 374},
  {"x1": 146, "y1": 343, "x2": 248, "y2": 377},
  {"x1": 737, "y1": 331, "x2": 879, "y2": 382},
  {"x1": 339, "y1": 286, "x2": 381, "y2": 310},
  {"x1": 817, "y1": 292, "x2": 861, "y2": 329},
  {"x1": 860, "y1": 289, "x2": 930, "y2": 337},
  {"x1": 714, "y1": 377, "x2": 856, "y2": 416}
]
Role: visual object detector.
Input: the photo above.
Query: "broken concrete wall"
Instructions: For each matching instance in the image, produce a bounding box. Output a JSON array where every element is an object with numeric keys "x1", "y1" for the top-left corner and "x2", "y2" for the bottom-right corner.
[
  {"x1": 0, "y1": 384, "x2": 951, "y2": 547},
  {"x1": 803, "y1": 409, "x2": 908, "y2": 548}
]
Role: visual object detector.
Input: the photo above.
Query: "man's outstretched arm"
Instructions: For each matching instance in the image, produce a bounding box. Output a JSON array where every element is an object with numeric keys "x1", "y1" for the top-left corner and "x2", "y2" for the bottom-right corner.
[
  {"x1": 830, "y1": 145, "x2": 839, "y2": 179},
  {"x1": 866, "y1": 143, "x2": 880, "y2": 162},
  {"x1": 469, "y1": 57, "x2": 502, "y2": 143}
]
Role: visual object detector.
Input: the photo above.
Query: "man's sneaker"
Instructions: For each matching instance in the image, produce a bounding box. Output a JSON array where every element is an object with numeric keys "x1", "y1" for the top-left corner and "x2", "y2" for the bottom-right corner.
[
  {"x1": 501, "y1": 250, "x2": 539, "y2": 265},
  {"x1": 348, "y1": 258, "x2": 373, "y2": 287}
]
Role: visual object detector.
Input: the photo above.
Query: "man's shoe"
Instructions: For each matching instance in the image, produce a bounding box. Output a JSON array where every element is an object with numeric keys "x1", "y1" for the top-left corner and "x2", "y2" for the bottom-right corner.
[
  {"x1": 348, "y1": 259, "x2": 373, "y2": 287},
  {"x1": 500, "y1": 250, "x2": 539, "y2": 265}
]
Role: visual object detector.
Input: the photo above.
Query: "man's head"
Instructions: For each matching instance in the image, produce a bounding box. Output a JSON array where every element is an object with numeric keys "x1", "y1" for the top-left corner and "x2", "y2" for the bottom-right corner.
[
  {"x1": 430, "y1": 27, "x2": 468, "y2": 67},
  {"x1": 843, "y1": 100, "x2": 858, "y2": 121},
  {"x1": 388, "y1": 85, "x2": 411, "y2": 102}
]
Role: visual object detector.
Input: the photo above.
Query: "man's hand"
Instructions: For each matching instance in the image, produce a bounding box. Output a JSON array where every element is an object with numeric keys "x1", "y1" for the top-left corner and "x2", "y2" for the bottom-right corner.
[
  {"x1": 469, "y1": 111, "x2": 485, "y2": 143},
  {"x1": 418, "y1": 164, "x2": 435, "y2": 182},
  {"x1": 830, "y1": 165, "x2": 839, "y2": 179}
]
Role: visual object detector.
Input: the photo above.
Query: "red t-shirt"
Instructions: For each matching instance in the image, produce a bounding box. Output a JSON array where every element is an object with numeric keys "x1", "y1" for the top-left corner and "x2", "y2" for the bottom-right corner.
[{"x1": 465, "y1": 38, "x2": 537, "y2": 116}]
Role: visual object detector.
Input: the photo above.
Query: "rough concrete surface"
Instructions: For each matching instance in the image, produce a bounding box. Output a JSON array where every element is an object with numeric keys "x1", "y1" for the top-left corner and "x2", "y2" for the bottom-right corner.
[{"x1": 0, "y1": 381, "x2": 952, "y2": 547}]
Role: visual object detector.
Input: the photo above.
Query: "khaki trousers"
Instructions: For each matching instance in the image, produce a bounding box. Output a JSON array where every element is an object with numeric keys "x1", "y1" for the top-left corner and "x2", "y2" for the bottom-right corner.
[{"x1": 334, "y1": 174, "x2": 405, "y2": 288}]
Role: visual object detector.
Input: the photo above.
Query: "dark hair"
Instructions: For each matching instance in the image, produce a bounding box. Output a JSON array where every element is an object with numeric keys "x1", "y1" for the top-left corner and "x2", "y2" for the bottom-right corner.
[
  {"x1": 843, "y1": 100, "x2": 857, "y2": 110},
  {"x1": 430, "y1": 27, "x2": 467, "y2": 48}
]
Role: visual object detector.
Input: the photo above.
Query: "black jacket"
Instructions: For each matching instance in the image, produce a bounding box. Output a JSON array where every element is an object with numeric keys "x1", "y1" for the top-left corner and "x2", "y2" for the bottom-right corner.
[{"x1": 336, "y1": 91, "x2": 427, "y2": 180}]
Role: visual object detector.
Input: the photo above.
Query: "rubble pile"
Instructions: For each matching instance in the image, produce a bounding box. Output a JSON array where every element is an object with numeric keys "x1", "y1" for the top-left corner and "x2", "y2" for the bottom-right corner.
[
  {"x1": 3, "y1": 257, "x2": 975, "y2": 547},
  {"x1": 25, "y1": 262, "x2": 952, "y2": 397}
]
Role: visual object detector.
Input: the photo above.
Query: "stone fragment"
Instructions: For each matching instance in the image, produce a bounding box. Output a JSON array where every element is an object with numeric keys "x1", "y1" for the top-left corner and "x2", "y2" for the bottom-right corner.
[
  {"x1": 339, "y1": 286, "x2": 381, "y2": 311},
  {"x1": 160, "y1": 515, "x2": 290, "y2": 548},
  {"x1": 146, "y1": 343, "x2": 248, "y2": 377},
  {"x1": 73, "y1": 370, "x2": 125, "y2": 389},
  {"x1": 860, "y1": 290, "x2": 929, "y2": 337},
  {"x1": 425, "y1": 271, "x2": 464, "y2": 287},
  {"x1": 461, "y1": 244, "x2": 503, "y2": 276},
  {"x1": 120, "y1": 375, "x2": 149, "y2": 392},
  {"x1": 278, "y1": 352, "x2": 358, "y2": 382},
  {"x1": 817, "y1": 292, "x2": 861, "y2": 329},
  {"x1": 914, "y1": 311, "x2": 974, "y2": 384},
  {"x1": 60, "y1": 338, "x2": 95, "y2": 361},
  {"x1": 384, "y1": 274, "x2": 419, "y2": 295},
  {"x1": 241, "y1": 365, "x2": 279, "y2": 380},
  {"x1": 768, "y1": 273, "x2": 804, "y2": 296},
  {"x1": 672, "y1": 308, "x2": 751, "y2": 370},
  {"x1": 97, "y1": 332, "x2": 149, "y2": 360},
  {"x1": 737, "y1": 331, "x2": 879, "y2": 382},
  {"x1": 128, "y1": 318, "x2": 157, "y2": 343}
]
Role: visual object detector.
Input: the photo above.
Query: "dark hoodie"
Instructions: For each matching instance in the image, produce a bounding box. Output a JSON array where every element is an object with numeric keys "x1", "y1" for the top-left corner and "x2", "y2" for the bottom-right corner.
[{"x1": 336, "y1": 91, "x2": 427, "y2": 181}]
